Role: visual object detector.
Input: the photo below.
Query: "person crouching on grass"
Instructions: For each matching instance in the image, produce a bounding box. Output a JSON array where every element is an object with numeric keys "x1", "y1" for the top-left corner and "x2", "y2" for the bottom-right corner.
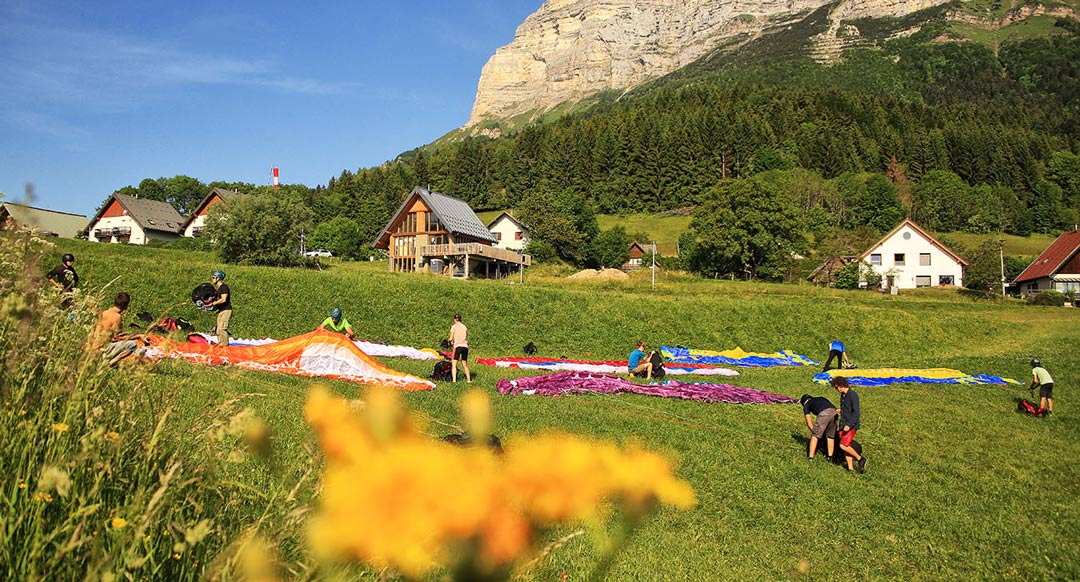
[
  {"x1": 832, "y1": 376, "x2": 867, "y2": 473},
  {"x1": 627, "y1": 340, "x2": 653, "y2": 381}
]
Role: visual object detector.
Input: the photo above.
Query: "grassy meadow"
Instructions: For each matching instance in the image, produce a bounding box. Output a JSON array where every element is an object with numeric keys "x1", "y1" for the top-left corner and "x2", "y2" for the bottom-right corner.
[{"x1": 7, "y1": 238, "x2": 1079, "y2": 580}]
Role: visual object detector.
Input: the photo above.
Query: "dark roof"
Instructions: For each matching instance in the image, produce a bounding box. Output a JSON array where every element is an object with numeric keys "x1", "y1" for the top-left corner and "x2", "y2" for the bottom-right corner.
[
  {"x1": 0, "y1": 202, "x2": 88, "y2": 238},
  {"x1": 87, "y1": 194, "x2": 184, "y2": 234},
  {"x1": 181, "y1": 187, "x2": 243, "y2": 230},
  {"x1": 375, "y1": 186, "x2": 497, "y2": 248},
  {"x1": 859, "y1": 219, "x2": 968, "y2": 266},
  {"x1": 1013, "y1": 229, "x2": 1080, "y2": 284},
  {"x1": 486, "y1": 210, "x2": 528, "y2": 232}
]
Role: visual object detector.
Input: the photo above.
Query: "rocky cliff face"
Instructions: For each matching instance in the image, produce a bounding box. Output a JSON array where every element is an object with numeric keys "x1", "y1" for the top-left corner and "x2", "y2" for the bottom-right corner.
[{"x1": 467, "y1": 0, "x2": 953, "y2": 128}]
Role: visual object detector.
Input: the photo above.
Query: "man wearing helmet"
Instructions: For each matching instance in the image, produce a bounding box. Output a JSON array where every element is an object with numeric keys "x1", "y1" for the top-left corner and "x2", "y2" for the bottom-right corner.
[
  {"x1": 47, "y1": 253, "x2": 79, "y2": 307},
  {"x1": 1030, "y1": 359, "x2": 1054, "y2": 416},
  {"x1": 317, "y1": 307, "x2": 355, "y2": 340},
  {"x1": 205, "y1": 270, "x2": 232, "y2": 346}
]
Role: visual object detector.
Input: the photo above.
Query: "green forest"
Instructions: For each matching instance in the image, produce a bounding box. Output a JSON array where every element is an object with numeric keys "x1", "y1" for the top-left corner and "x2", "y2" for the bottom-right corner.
[{"x1": 112, "y1": 15, "x2": 1079, "y2": 282}]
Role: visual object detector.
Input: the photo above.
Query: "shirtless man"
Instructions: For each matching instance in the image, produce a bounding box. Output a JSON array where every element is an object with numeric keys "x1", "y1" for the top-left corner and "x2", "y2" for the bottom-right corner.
[{"x1": 89, "y1": 292, "x2": 145, "y2": 365}]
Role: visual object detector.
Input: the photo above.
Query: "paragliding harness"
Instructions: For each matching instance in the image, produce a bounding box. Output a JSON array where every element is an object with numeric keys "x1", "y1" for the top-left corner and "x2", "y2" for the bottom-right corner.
[
  {"x1": 432, "y1": 345, "x2": 477, "y2": 382},
  {"x1": 630, "y1": 350, "x2": 666, "y2": 380},
  {"x1": 149, "y1": 317, "x2": 194, "y2": 334},
  {"x1": 1016, "y1": 398, "x2": 1047, "y2": 418},
  {"x1": 192, "y1": 283, "x2": 217, "y2": 311}
]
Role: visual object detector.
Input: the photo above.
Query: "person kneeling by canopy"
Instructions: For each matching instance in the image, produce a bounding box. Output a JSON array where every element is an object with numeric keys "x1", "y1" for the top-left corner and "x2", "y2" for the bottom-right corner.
[{"x1": 317, "y1": 307, "x2": 355, "y2": 340}]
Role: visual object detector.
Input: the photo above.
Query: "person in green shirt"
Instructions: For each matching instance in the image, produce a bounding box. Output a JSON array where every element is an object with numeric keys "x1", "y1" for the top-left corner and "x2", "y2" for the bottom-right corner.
[
  {"x1": 317, "y1": 307, "x2": 355, "y2": 340},
  {"x1": 1030, "y1": 359, "x2": 1054, "y2": 416}
]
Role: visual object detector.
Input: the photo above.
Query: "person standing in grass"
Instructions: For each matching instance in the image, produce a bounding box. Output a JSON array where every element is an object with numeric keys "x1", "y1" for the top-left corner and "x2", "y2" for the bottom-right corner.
[
  {"x1": 627, "y1": 340, "x2": 653, "y2": 381},
  {"x1": 1030, "y1": 359, "x2": 1054, "y2": 416},
  {"x1": 822, "y1": 339, "x2": 851, "y2": 371},
  {"x1": 205, "y1": 270, "x2": 232, "y2": 347},
  {"x1": 88, "y1": 292, "x2": 145, "y2": 366},
  {"x1": 317, "y1": 307, "x2": 355, "y2": 340},
  {"x1": 832, "y1": 376, "x2": 866, "y2": 473},
  {"x1": 800, "y1": 394, "x2": 838, "y2": 462},
  {"x1": 47, "y1": 252, "x2": 78, "y2": 308},
  {"x1": 448, "y1": 314, "x2": 471, "y2": 383}
]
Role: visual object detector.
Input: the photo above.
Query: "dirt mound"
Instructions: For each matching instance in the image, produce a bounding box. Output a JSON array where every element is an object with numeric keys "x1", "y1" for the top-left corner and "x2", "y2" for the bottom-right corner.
[{"x1": 568, "y1": 268, "x2": 629, "y2": 280}]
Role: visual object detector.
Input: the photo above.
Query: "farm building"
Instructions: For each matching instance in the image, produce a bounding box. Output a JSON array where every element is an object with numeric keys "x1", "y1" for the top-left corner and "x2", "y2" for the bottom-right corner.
[
  {"x1": 373, "y1": 186, "x2": 530, "y2": 279},
  {"x1": 1012, "y1": 228, "x2": 1080, "y2": 296},
  {"x1": 859, "y1": 219, "x2": 967, "y2": 290},
  {"x1": 0, "y1": 202, "x2": 87, "y2": 239},
  {"x1": 623, "y1": 241, "x2": 651, "y2": 271},
  {"x1": 486, "y1": 211, "x2": 529, "y2": 252},
  {"x1": 85, "y1": 194, "x2": 184, "y2": 245},
  {"x1": 181, "y1": 187, "x2": 241, "y2": 238}
]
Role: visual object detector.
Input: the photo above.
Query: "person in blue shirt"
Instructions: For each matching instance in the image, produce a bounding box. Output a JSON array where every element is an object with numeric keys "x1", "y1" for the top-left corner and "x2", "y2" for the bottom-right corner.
[
  {"x1": 627, "y1": 340, "x2": 654, "y2": 380},
  {"x1": 822, "y1": 340, "x2": 851, "y2": 372}
]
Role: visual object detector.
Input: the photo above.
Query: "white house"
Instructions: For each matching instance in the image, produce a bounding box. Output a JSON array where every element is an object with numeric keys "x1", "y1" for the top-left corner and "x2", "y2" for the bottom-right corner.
[
  {"x1": 486, "y1": 211, "x2": 530, "y2": 252},
  {"x1": 181, "y1": 187, "x2": 240, "y2": 237},
  {"x1": 859, "y1": 219, "x2": 967, "y2": 290},
  {"x1": 86, "y1": 194, "x2": 184, "y2": 245}
]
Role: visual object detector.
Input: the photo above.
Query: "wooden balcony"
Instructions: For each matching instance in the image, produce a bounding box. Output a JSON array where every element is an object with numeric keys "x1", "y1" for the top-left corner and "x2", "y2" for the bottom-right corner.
[{"x1": 419, "y1": 243, "x2": 530, "y2": 266}]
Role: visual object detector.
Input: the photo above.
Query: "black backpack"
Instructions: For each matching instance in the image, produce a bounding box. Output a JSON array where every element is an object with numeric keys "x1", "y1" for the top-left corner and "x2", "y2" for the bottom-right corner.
[
  {"x1": 649, "y1": 351, "x2": 666, "y2": 380},
  {"x1": 432, "y1": 360, "x2": 453, "y2": 382}
]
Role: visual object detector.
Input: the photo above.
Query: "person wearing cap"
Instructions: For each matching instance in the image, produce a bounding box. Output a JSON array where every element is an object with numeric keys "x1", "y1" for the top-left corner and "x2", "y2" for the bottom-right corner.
[
  {"x1": 1030, "y1": 359, "x2": 1054, "y2": 416},
  {"x1": 47, "y1": 253, "x2": 79, "y2": 307},
  {"x1": 317, "y1": 307, "x2": 355, "y2": 340},
  {"x1": 205, "y1": 270, "x2": 232, "y2": 347},
  {"x1": 800, "y1": 393, "x2": 838, "y2": 462}
]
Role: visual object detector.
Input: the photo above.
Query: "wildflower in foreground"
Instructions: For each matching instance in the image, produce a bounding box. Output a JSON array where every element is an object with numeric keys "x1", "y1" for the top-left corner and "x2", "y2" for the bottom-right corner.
[
  {"x1": 52, "y1": 422, "x2": 69, "y2": 433},
  {"x1": 111, "y1": 517, "x2": 128, "y2": 529},
  {"x1": 304, "y1": 385, "x2": 695, "y2": 580}
]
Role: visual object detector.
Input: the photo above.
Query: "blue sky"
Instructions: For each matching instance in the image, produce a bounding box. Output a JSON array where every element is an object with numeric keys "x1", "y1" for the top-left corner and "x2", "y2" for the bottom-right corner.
[{"x1": 0, "y1": 0, "x2": 541, "y2": 217}]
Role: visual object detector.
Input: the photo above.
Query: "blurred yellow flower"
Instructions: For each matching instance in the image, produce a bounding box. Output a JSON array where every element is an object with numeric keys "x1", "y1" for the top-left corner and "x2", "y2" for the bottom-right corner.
[
  {"x1": 52, "y1": 423, "x2": 69, "y2": 433},
  {"x1": 33, "y1": 492, "x2": 53, "y2": 503},
  {"x1": 111, "y1": 517, "x2": 128, "y2": 529},
  {"x1": 105, "y1": 431, "x2": 120, "y2": 442},
  {"x1": 304, "y1": 384, "x2": 695, "y2": 580}
]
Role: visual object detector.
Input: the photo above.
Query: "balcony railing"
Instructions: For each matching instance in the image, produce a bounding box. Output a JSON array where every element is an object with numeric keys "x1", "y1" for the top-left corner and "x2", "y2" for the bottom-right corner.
[
  {"x1": 419, "y1": 243, "x2": 530, "y2": 266},
  {"x1": 94, "y1": 227, "x2": 132, "y2": 240},
  {"x1": 191, "y1": 226, "x2": 205, "y2": 237}
]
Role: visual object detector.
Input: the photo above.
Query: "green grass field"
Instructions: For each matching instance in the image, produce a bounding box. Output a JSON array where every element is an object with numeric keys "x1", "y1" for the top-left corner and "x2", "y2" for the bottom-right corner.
[{"x1": 12, "y1": 239, "x2": 1080, "y2": 580}]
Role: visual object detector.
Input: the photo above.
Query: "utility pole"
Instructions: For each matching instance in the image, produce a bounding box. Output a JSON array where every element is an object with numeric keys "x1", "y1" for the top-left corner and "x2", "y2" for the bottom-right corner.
[
  {"x1": 651, "y1": 241, "x2": 657, "y2": 290},
  {"x1": 999, "y1": 239, "x2": 1006, "y2": 300}
]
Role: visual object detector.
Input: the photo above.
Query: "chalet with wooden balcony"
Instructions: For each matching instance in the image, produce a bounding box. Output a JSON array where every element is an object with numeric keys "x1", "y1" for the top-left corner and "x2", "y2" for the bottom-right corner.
[
  {"x1": 86, "y1": 194, "x2": 184, "y2": 245},
  {"x1": 373, "y1": 186, "x2": 531, "y2": 279},
  {"x1": 181, "y1": 187, "x2": 241, "y2": 238}
]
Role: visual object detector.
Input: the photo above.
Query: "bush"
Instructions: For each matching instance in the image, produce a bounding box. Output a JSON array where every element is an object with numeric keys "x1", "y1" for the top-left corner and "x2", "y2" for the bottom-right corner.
[
  {"x1": 171, "y1": 237, "x2": 214, "y2": 252},
  {"x1": 1028, "y1": 290, "x2": 1067, "y2": 306}
]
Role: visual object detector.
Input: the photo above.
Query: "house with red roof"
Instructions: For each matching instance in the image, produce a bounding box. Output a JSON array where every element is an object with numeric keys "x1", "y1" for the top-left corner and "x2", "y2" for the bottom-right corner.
[
  {"x1": 86, "y1": 194, "x2": 184, "y2": 245},
  {"x1": 1012, "y1": 228, "x2": 1080, "y2": 296},
  {"x1": 181, "y1": 187, "x2": 242, "y2": 238}
]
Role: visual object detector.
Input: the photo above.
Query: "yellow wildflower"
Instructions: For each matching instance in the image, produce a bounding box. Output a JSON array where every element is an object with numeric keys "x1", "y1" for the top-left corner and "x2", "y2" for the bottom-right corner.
[
  {"x1": 111, "y1": 517, "x2": 128, "y2": 529},
  {"x1": 461, "y1": 389, "x2": 492, "y2": 440},
  {"x1": 33, "y1": 491, "x2": 53, "y2": 503},
  {"x1": 17, "y1": 479, "x2": 27, "y2": 490},
  {"x1": 104, "y1": 431, "x2": 120, "y2": 442},
  {"x1": 52, "y1": 422, "x2": 69, "y2": 433}
]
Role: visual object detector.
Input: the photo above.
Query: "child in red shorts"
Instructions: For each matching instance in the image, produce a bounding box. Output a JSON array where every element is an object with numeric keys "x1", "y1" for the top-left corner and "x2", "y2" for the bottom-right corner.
[{"x1": 832, "y1": 376, "x2": 867, "y2": 473}]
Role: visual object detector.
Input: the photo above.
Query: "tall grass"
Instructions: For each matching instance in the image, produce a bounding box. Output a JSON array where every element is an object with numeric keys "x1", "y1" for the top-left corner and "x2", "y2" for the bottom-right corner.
[{"x1": 11, "y1": 238, "x2": 1080, "y2": 580}]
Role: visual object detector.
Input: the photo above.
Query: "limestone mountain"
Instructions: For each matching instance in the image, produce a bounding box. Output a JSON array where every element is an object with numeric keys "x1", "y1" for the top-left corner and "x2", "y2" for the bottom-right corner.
[{"x1": 465, "y1": 0, "x2": 1078, "y2": 135}]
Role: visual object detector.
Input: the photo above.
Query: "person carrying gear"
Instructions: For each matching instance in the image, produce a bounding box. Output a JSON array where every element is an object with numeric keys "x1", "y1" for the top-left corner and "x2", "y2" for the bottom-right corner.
[
  {"x1": 317, "y1": 307, "x2": 355, "y2": 340},
  {"x1": 205, "y1": 270, "x2": 233, "y2": 346}
]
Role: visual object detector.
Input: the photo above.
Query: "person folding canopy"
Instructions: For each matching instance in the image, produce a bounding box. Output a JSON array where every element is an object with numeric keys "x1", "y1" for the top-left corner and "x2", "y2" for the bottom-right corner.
[
  {"x1": 800, "y1": 394, "x2": 838, "y2": 462},
  {"x1": 628, "y1": 340, "x2": 654, "y2": 381},
  {"x1": 822, "y1": 340, "x2": 852, "y2": 372},
  {"x1": 317, "y1": 307, "x2": 355, "y2": 340}
]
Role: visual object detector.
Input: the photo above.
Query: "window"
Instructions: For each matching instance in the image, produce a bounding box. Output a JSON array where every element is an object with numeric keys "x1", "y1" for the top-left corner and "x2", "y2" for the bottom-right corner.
[
  {"x1": 920, "y1": 253, "x2": 931, "y2": 266},
  {"x1": 916, "y1": 276, "x2": 931, "y2": 287},
  {"x1": 495, "y1": 232, "x2": 502, "y2": 241},
  {"x1": 939, "y1": 275, "x2": 955, "y2": 286},
  {"x1": 894, "y1": 253, "x2": 905, "y2": 266},
  {"x1": 870, "y1": 254, "x2": 881, "y2": 266},
  {"x1": 515, "y1": 232, "x2": 523, "y2": 240},
  {"x1": 425, "y1": 213, "x2": 442, "y2": 232},
  {"x1": 397, "y1": 213, "x2": 418, "y2": 234}
]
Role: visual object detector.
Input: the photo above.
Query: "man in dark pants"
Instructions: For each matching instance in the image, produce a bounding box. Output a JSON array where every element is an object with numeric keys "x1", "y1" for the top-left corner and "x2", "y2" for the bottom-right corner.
[
  {"x1": 822, "y1": 340, "x2": 850, "y2": 372},
  {"x1": 800, "y1": 394, "x2": 838, "y2": 462},
  {"x1": 833, "y1": 376, "x2": 867, "y2": 473},
  {"x1": 205, "y1": 270, "x2": 232, "y2": 347}
]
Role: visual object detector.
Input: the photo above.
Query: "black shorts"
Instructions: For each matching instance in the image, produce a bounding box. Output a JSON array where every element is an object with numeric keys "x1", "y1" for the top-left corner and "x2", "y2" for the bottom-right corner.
[
  {"x1": 453, "y1": 346, "x2": 469, "y2": 361},
  {"x1": 1039, "y1": 383, "x2": 1053, "y2": 399}
]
